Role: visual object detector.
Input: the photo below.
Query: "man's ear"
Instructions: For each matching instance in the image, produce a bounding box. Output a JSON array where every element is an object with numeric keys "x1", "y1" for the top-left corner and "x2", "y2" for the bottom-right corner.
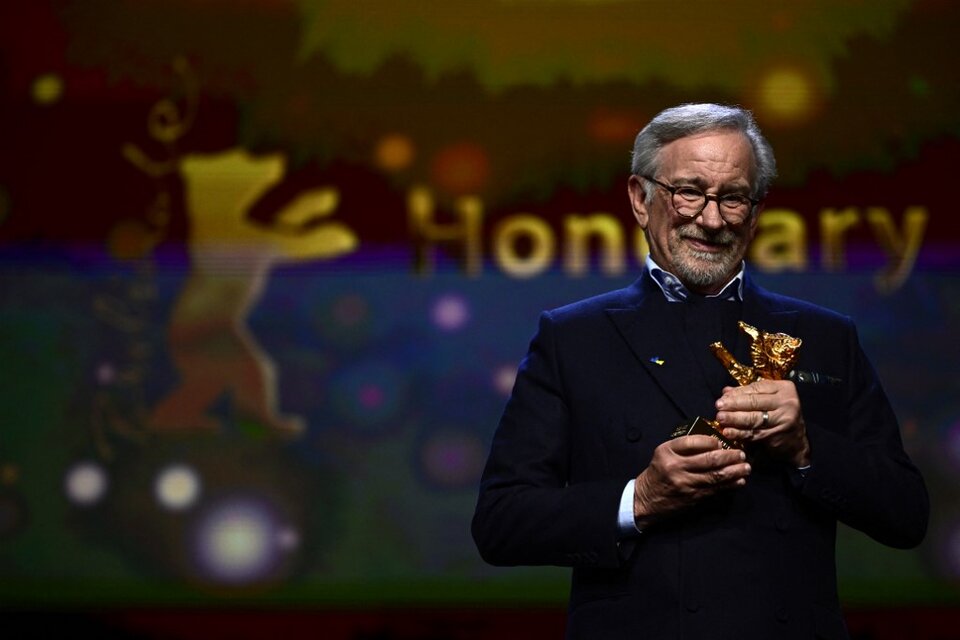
[{"x1": 627, "y1": 175, "x2": 649, "y2": 229}]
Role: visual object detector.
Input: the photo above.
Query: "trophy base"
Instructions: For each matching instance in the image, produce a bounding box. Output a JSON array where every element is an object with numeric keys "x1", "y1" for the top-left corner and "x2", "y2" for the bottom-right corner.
[{"x1": 670, "y1": 416, "x2": 743, "y2": 450}]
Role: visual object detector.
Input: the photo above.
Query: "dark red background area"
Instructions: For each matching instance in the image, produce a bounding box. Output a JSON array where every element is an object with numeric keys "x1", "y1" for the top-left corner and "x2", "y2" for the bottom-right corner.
[{"x1": 7, "y1": 607, "x2": 960, "y2": 640}]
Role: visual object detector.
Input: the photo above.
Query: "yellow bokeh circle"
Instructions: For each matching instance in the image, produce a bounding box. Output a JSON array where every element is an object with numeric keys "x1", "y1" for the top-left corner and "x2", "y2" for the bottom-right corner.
[
  {"x1": 32, "y1": 73, "x2": 64, "y2": 106},
  {"x1": 757, "y1": 67, "x2": 817, "y2": 125}
]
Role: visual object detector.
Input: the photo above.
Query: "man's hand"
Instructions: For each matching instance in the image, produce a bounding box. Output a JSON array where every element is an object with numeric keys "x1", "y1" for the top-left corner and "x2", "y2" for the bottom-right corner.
[
  {"x1": 633, "y1": 435, "x2": 751, "y2": 529},
  {"x1": 714, "y1": 379, "x2": 811, "y2": 467}
]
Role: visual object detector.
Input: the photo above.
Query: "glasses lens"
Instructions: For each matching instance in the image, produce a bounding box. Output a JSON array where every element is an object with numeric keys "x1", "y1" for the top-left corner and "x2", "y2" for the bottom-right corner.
[
  {"x1": 672, "y1": 187, "x2": 704, "y2": 217},
  {"x1": 720, "y1": 194, "x2": 751, "y2": 210},
  {"x1": 718, "y1": 195, "x2": 751, "y2": 223},
  {"x1": 663, "y1": 180, "x2": 755, "y2": 223}
]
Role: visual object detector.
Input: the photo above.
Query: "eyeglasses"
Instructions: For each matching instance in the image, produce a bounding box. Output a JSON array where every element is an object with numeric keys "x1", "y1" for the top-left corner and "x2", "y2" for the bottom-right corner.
[{"x1": 641, "y1": 175, "x2": 760, "y2": 225}]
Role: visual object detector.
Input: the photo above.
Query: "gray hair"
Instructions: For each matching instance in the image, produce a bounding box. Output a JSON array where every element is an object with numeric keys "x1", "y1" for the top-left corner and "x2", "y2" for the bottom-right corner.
[{"x1": 630, "y1": 103, "x2": 777, "y2": 201}]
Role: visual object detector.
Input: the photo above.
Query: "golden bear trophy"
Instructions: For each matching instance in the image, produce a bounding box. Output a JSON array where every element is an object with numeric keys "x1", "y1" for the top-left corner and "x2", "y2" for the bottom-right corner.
[{"x1": 670, "y1": 321, "x2": 802, "y2": 449}]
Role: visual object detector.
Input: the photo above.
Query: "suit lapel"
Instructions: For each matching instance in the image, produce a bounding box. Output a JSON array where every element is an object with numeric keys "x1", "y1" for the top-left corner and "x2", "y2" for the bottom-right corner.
[
  {"x1": 606, "y1": 277, "x2": 713, "y2": 420},
  {"x1": 605, "y1": 273, "x2": 801, "y2": 420}
]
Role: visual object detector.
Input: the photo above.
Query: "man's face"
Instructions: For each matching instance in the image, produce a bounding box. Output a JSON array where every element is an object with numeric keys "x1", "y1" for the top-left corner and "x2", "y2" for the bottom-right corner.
[{"x1": 628, "y1": 129, "x2": 760, "y2": 295}]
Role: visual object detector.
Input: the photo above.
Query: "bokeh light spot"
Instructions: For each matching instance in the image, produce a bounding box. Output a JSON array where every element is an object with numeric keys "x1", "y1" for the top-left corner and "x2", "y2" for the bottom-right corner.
[
  {"x1": 944, "y1": 420, "x2": 960, "y2": 469},
  {"x1": 96, "y1": 362, "x2": 116, "y2": 385},
  {"x1": 191, "y1": 497, "x2": 286, "y2": 585},
  {"x1": 65, "y1": 461, "x2": 108, "y2": 506},
  {"x1": 587, "y1": 108, "x2": 642, "y2": 144},
  {"x1": 332, "y1": 294, "x2": 369, "y2": 327},
  {"x1": 277, "y1": 526, "x2": 301, "y2": 551},
  {"x1": 430, "y1": 142, "x2": 490, "y2": 195},
  {"x1": 315, "y1": 293, "x2": 375, "y2": 349},
  {"x1": 419, "y1": 431, "x2": 486, "y2": 489},
  {"x1": 492, "y1": 364, "x2": 518, "y2": 397},
  {"x1": 32, "y1": 73, "x2": 63, "y2": 105},
  {"x1": 943, "y1": 523, "x2": 960, "y2": 578},
  {"x1": 375, "y1": 133, "x2": 415, "y2": 172},
  {"x1": 431, "y1": 294, "x2": 470, "y2": 332},
  {"x1": 331, "y1": 361, "x2": 407, "y2": 430},
  {"x1": 155, "y1": 464, "x2": 201, "y2": 511},
  {"x1": 1, "y1": 464, "x2": 20, "y2": 485},
  {"x1": 358, "y1": 383, "x2": 385, "y2": 409},
  {"x1": 757, "y1": 67, "x2": 816, "y2": 125}
]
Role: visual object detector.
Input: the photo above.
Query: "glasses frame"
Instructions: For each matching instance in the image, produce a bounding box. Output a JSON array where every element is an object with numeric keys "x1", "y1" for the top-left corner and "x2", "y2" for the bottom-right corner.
[{"x1": 641, "y1": 175, "x2": 761, "y2": 224}]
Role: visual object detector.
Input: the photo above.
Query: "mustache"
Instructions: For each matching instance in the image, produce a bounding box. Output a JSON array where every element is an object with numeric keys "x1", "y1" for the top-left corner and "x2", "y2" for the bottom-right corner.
[{"x1": 678, "y1": 229, "x2": 736, "y2": 245}]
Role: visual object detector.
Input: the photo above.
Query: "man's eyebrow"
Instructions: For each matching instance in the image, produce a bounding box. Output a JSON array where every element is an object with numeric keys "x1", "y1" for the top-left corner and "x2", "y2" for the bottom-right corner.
[{"x1": 671, "y1": 175, "x2": 751, "y2": 193}]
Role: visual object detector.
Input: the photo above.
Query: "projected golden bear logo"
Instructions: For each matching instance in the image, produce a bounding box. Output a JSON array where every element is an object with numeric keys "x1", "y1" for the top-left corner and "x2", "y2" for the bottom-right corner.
[{"x1": 148, "y1": 149, "x2": 357, "y2": 435}]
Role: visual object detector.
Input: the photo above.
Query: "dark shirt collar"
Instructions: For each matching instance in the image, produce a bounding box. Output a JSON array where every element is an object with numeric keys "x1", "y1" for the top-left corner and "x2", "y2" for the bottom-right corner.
[{"x1": 645, "y1": 254, "x2": 744, "y2": 303}]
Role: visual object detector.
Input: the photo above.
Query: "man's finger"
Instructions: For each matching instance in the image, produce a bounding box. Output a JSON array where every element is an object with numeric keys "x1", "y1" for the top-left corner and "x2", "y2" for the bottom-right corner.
[
  {"x1": 685, "y1": 447, "x2": 747, "y2": 473},
  {"x1": 669, "y1": 434, "x2": 722, "y2": 455}
]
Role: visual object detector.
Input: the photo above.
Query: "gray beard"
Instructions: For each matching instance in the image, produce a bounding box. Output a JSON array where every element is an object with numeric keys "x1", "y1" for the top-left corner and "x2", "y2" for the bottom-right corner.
[{"x1": 670, "y1": 236, "x2": 743, "y2": 291}]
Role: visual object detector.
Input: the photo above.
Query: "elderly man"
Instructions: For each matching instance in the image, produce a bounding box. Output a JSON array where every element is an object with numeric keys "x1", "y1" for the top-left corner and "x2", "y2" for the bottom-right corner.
[{"x1": 472, "y1": 103, "x2": 928, "y2": 640}]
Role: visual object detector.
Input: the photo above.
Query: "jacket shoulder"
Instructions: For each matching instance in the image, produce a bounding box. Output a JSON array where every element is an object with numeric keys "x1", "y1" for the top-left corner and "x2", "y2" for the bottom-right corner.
[
  {"x1": 545, "y1": 283, "x2": 641, "y2": 324},
  {"x1": 752, "y1": 284, "x2": 853, "y2": 328}
]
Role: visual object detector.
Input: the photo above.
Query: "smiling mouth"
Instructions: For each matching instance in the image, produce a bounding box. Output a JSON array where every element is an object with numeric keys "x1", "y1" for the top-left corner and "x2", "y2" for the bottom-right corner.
[{"x1": 681, "y1": 235, "x2": 732, "y2": 252}]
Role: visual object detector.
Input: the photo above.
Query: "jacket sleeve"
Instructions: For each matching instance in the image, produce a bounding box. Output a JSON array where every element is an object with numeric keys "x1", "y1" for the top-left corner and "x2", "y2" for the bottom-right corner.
[
  {"x1": 471, "y1": 310, "x2": 627, "y2": 569},
  {"x1": 796, "y1": 318, "x2": 929, "y2": 549}
]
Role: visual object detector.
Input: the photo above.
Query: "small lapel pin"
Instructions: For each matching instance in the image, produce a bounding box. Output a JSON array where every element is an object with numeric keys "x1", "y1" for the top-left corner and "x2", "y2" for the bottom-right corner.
[{"x1": 649, "y1": 356, "x2": 665, "y2": 366}]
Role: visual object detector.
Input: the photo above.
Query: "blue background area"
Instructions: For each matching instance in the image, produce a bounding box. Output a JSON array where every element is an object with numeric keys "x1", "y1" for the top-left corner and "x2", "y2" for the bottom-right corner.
[{"x1": 1, "y1": 259, "x2": 957, "y2": 605}]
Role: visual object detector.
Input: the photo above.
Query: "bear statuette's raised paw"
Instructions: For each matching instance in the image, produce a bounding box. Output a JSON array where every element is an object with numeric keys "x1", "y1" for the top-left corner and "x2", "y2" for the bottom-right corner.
[{"x1": 709, "y1": 321, "x2": 802, "y2": 386}]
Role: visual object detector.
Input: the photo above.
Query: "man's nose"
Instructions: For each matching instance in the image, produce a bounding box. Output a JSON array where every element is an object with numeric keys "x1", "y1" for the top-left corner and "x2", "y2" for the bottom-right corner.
[{"x1": 696, "y1": 198, "x2": 726, "y2": 229}]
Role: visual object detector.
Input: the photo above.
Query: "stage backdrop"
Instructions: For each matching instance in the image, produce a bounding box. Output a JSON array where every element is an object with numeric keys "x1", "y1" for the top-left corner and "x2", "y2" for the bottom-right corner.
[{"x1": 1, "y1": 0, "x2": 959, "y2": 614}]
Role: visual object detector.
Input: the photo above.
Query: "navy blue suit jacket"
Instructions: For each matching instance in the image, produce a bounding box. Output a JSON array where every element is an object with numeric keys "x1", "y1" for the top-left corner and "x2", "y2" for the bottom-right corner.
[{"x1": 472, "y1": 271, "x2": 928, "y2": 640}]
